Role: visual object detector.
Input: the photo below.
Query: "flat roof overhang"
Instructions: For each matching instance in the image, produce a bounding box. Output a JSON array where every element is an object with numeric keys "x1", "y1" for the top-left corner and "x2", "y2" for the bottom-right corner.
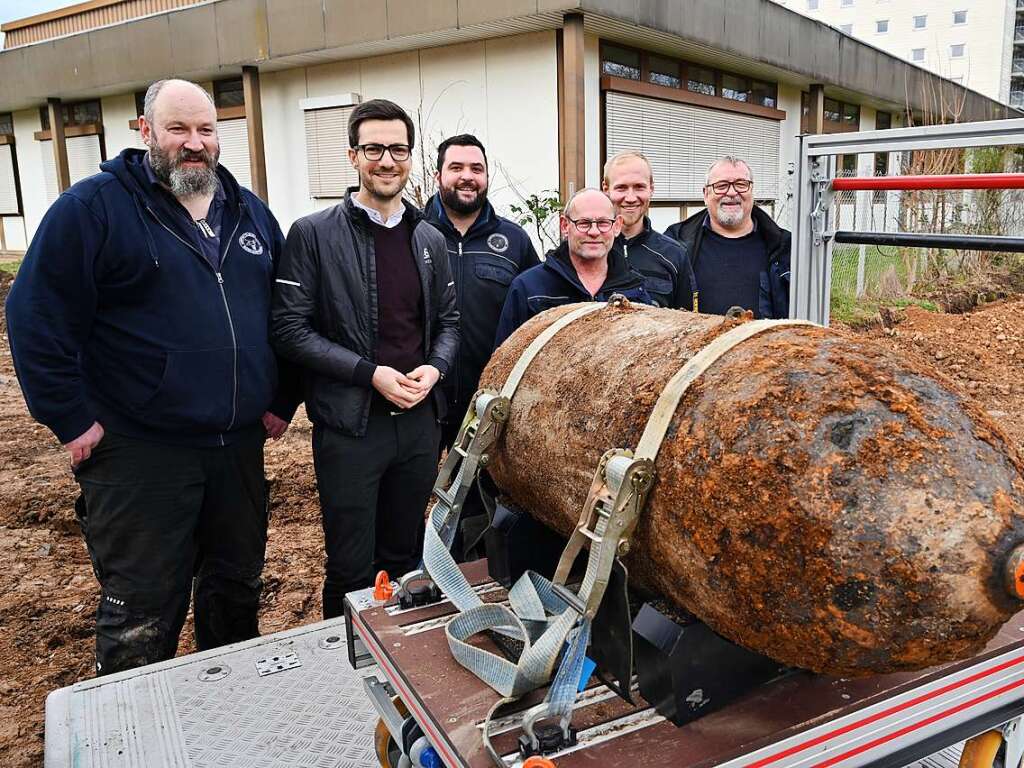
[{"x1": 0, "y1": 0, "x2": 1015, "y2": 121}]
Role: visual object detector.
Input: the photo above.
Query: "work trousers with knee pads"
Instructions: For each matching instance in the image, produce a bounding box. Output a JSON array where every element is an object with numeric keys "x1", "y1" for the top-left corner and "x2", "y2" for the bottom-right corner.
[{"x1": 73, "y1": 426, "x2": 268, "y2": 676}]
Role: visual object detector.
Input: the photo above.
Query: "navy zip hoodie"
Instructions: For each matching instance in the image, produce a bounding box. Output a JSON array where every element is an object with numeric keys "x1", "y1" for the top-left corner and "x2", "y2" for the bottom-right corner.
[
  {"x1": 5, "y1": 148, "x2": 299, "y2": 447},
  {"x1": 611, "y1": 216, "x2": 696, "y2": 310},
  {"x1": 422, "y1": 193, "x2": 539, "y2": 421},
  {"x1": 493, "y1": 240, "x2": 655, "y2": 348}
]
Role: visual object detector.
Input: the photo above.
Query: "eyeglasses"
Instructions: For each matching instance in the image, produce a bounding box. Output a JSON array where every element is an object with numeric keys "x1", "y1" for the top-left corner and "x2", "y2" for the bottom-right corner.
[
  {"x1": 566, "y1": 217, "x2": 616, "y2": 234},
  {"x1": 356, "y1": 143, "x2": 412, "y2": 162},
  {"x1": 705, "y1": 179, "x2": 753, "y2": 195}
]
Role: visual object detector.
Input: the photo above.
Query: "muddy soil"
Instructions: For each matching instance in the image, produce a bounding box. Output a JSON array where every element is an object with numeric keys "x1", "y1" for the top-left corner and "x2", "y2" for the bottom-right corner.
[{"x1": 0, "y1": 266, "x2": 1021, "y2": 766}]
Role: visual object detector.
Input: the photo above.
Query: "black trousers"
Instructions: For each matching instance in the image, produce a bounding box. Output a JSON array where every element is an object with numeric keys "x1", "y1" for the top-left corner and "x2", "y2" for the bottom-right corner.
[
  {"x1": 314, "y1": 396, "x2": 440, "y2": 618},
  {"x1": 73, "y1": 427, "x2": 268, "y2": 676}
]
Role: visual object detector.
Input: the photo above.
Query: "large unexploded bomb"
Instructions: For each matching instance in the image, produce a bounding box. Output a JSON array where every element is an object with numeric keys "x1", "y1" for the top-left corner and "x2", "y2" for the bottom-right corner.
[{"x1": 478, "y1": 300, "x2": 1024, "y2": 677}]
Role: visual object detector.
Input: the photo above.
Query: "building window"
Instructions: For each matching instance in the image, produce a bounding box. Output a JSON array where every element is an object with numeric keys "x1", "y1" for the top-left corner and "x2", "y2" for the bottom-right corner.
[
  {"x1": 807, "y1": 0, "x2": 819, "y2": 9},
  {"x1": 838, "y1": 154, "x2": 858, "y2": 177},
  {"x1": 134, "y1": 91, "x2": 146, "y2": 120},
  {"x1": 803, "y1": 93, "x2": 862, "y2": 133},
  {"x1": 911, "y1": 48, "x2": 925, "y2": 62},
  {"x1": 38, "y1": 100, "x2": 101, "y2": 131},
  {"x1": 841, "y1": 0, "x2": 854, "y2": 7},
  {"x1": 721, "y1": 73, "x2": 750, "y2": 102},
  {"x1": 840, "y1": 23, "x2": 853, "y2": 34},
  {"x1": 601, "y1": 44, "x2": 641, "y2": 80},
  {"x1": 751, "y1": 80, "x2": 777, "y2": 109},
  {"x1": 876, "y1": 19, "x2": 888, "y2": 33},
  {"x1": 913, "y1": 14, "x2": 927, "y2": 29},
  {"x1": 0, "y1": 112, "x2": 13, "y2": 136},
  {"x1": 213, "y1": 78, "x2": 245, "y2": 109},
  {"x1": 648, "y1": 55, "x2": 681, "y2": 89},
  {"x1": 950, "y1": 44, "x2": 966, "y2": 58},
  {"x1": 953, "y1": 9, "x2": 967, "y2": 24},
  {"x1": 686, "y1": 65, "x2": 717, "y2": 96},
  {"x1": 599, "y1": 45, "x2": 778, "y2": 110},
  {"x1": 302, "y1": 99, "x2": 359, "y2": 198}
]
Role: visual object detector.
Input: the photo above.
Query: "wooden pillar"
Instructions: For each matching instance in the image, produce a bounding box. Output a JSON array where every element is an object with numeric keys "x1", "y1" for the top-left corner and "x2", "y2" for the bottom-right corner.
[
  {"x1": 241, "y1": 65, "x2": 268, "y2": 201},
  {"x1": 47, "y1": 98, "x2": 71, "y2": 192},
  {"x1": 808, "y1": 83, "x2": 826, "y2": 135},
  {"x1": 558, "y1": 13, "x2": 586, "y2": 202}
]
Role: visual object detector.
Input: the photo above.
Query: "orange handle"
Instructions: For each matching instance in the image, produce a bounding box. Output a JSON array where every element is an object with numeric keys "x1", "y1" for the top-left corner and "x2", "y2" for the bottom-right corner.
[
  {"x1": 374, "y1": 570, "x2": 393, "y2": 601},
  {"x1": 523, "y1": 758, "x2": 556, "y2": 768}
]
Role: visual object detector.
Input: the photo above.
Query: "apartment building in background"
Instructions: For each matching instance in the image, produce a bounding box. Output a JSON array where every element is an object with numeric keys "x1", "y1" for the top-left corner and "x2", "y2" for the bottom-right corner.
[
  {"x1": 0, "y1": 0, "x2": 1016, "y2": 256},
  {"x1": 772, "y1": 0, "x2": 1017, "y2": 105}
]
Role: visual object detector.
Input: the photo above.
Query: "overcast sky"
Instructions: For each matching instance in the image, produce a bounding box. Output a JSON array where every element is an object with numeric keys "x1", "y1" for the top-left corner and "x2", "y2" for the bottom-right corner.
[{"x1": 1, "y1": 1, "x2": 72, "y2": 46}]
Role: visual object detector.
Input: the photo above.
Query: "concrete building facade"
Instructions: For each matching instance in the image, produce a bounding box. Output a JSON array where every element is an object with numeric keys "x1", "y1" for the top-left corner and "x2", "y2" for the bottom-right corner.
[
  {"x1": 0, "y1": 0, "x2": 1017, "y2": 255},
  {"x1": 772, "y1": 0, "x2": 1016, "y2": 106}
]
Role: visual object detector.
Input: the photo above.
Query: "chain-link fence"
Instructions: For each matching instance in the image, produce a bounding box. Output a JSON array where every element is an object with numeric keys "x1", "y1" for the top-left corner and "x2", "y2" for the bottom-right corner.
[{"x1": 826, "y1": 146, "x2": 1024, "y2": 320}]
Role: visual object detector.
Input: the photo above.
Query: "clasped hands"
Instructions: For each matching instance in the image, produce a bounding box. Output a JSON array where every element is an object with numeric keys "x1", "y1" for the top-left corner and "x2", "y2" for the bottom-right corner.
[{"x1": 372, "y1": 364, "x2": 440, "y2": 410}]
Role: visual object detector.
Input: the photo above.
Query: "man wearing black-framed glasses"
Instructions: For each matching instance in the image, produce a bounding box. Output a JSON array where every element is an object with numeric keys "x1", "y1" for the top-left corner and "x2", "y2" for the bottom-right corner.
[
  {"x1": 493, "y1": 188, "x2": 654, "y2": 347},
  {"x1": 665, "y1": 155, "x2": 791, "y2": 319},
  {"x1": 272, "y1": 98, "x2": 459, "y2": 618}
]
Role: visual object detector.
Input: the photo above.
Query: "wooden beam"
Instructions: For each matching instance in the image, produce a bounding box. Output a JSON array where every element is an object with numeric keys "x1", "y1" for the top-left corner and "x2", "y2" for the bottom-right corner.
[
  {"x1": 47, "y1": 98, "x2": 71, "y2": 193},
  {"x1": 559, "y1": 12, "x2": 585, "y2": 202},
  {"x1": 241, "y1": 66, "x2": 268, "y2": 201},
  {"x1": 34, "y1": 122, "x2": 103, "y2": 142},
  {"x1": 809, "y1": 83, "x2": 825, "y2": 135}
]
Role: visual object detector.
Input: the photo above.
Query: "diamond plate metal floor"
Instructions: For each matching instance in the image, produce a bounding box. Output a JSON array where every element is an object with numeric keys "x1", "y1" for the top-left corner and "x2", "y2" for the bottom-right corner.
[{"x1": 45, "y1": 618, "x2": 381, "y2": 768}]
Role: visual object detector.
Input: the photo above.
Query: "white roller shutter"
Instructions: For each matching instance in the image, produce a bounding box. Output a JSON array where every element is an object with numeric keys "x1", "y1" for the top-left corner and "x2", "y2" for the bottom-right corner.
[
  {"x1": 605, "y1": 91, "x2": 781, "y2": 202},
  {"x1": 0, "y1": 145, "x2": 18, "y2": 215},
  {"x1": 217, "y1": 118, "x2": 251, "y2": 190},
  {"x1": 304, "y1": 105, "x2": 358, "y2": 198},
  {"x1": 40, "y1": 135, "x2": 103, "y2": 204}
]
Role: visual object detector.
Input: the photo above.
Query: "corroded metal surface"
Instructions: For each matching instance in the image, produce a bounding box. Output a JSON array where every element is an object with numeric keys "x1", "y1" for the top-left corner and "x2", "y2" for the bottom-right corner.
[{"x1": 479, "y1": 302, "x2": 1024, "y2": 676}]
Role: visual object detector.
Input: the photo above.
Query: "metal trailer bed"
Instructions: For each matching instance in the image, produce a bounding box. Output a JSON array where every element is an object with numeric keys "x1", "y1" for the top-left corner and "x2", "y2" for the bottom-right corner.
[
  {"x1": 346, "y1": 559, "x2": 1024, "y2": 768},
  {"x1": 43, "y1": 617, "x2": 384, "y2": 767}
]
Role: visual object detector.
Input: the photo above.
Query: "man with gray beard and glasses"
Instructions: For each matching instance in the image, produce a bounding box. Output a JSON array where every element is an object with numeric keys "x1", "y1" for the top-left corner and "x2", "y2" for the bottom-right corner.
[
  {"x1": 6, "y1": 78, "x2": 300, "y2": 676},
  {"x1": 664, "y1": 155, "x2": 791, "y2": 319}
]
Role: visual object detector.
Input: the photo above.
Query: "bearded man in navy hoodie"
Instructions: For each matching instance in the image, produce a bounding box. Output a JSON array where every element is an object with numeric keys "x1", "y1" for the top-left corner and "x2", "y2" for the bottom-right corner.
[{"x1": 5, "y1": 79, "x2": 299, "y2": 675}]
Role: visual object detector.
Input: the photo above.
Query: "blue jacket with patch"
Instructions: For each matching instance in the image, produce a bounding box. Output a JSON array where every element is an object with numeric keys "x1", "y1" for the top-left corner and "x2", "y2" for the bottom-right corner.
[
  {"x1": 5, "y1": 148, "x2": 299, "y2": 446},
  {"x1": 423, "y1": 194, "x2": 539, "y2": 423},
  {"x1": 663, "y1": 205, "x2": 791, "y2": 319},
  {"x1": 493, "y1": 240, "x2": 655, "y2": 348},
  {"x1": 612, "y1": 217, "x2": 697, "y2": 309}
]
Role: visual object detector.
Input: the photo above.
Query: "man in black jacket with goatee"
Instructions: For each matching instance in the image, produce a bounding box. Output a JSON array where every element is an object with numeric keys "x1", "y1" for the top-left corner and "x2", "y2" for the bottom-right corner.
[{"x1": 272, "y1": 99, "x2": 459, "y2": 618}]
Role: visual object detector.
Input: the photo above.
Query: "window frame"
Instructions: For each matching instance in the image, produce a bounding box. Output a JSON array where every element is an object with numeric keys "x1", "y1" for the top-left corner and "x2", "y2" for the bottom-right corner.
[
  {"x1": 598, "y1": 42, "x2": 780, "y2": 113},
  {"x1": 912, "y1": 14, "x2": 927, "y2": 30},
  {"x1": 950, "y1": 43, "x2": 966, "y2": 59},
  {"x1": 952, "y1": 9, "x2": 967, "y2": 25},
  {"x1": 911, "y1": 48, "x2": 926, "y2": 62},
  {"x1": 876, "y1": 19, "x2": 889, "y2": 33}
]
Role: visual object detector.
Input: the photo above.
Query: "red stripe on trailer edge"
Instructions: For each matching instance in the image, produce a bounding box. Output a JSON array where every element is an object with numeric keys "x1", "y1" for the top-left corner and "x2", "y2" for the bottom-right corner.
[
  {"x1": 830, "y1": 173, "x2": 1024, "y2": 192},
  {"x1": 350, "y1": 607, "x2": 470, "y2": 768},
  {"x1": 747, "y1": 653, "x2": 1024, "y2": 768},
  {"x1": 813, "y1": 676, "x2": 1024, "y2": 768}
]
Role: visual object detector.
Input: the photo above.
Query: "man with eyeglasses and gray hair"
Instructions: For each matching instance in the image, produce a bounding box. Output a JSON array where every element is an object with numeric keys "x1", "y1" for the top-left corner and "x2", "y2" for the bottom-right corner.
[
  {"x1": 664, "y1": 155, "x2": 791, "y2": 319},
  {"x1": 493, "y1": 188, "x2": 653, "y2": 347},
  {"x1": 272, "y1": 98, "x2": 459, "y2": 619}
]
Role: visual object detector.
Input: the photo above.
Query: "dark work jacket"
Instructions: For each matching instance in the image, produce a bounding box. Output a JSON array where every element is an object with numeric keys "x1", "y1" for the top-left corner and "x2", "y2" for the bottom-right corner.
[
  {"x1": 271, "y1": 191, "x2": 460, "y2": 437},
  {"x1": 664, "y1": 205, "x2": 792, "y2": 319},
  {"x1": 493, "y1": 241, "x2": 655, "y2": 348},
  {"x1": 423, "y1": 194, "x2": 540, "y2": 424},
  {"x1": 5, "y1": 148, "x2": 299, "y2": 447},
  {"x1": 612, "y1": 217, "x2": 697, "y2": 310}
]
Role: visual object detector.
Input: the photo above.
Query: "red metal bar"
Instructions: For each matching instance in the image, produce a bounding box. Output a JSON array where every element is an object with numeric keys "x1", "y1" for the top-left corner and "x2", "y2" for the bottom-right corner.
[{"x1": 830, "y1": 173, "x2": 1024, "y2": 192}]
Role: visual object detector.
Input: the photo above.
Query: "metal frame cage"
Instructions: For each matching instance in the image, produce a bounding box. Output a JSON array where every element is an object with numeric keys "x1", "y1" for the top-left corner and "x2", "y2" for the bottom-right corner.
[{"x1": 791, "y1": 118, "x2": 1024, "y2": 325}]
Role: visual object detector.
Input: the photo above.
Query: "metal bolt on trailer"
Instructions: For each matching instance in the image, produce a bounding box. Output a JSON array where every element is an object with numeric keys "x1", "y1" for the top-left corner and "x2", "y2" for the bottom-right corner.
[{"x1": 790, "y1": 118, "x2": 1024, "y2": 326}]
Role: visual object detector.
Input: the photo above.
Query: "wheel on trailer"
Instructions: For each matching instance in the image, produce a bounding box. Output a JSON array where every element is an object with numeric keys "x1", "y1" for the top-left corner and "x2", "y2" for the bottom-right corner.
[
  {"x1": 374, "y1": 694, "x2": 410, "y2": 768},
  {"x1": 960, "y1": 731, "x2": 1018, "y2": 768}
]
